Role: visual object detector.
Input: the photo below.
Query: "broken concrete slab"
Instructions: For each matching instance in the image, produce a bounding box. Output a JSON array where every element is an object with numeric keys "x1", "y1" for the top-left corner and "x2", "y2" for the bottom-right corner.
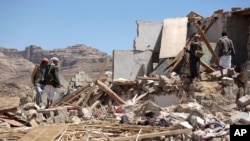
[
  {"x1": 160, "y1": 17, "x2": 188, "y2": 58},
  {"x1": 29, "y1": 119, "x2": 39, "y2": 127},
  {"x1": 134, "y1": 20, "x2": 162, "y2": 53},
  {"x1": 0, "y1": 116, "x2": 23, "y2": 127},
  {"x1": 113, "y1": 50, "x2": 153, "y2": 80},
  {"x1": 153, "y1": 95, "x2": 180, "y2": 107},
  {"x1": 238, "y1": 95, "x2": 250, "y2": 107},
  {"x1": 221, "y1": 77, "x2": 234, "y2": 86},
  {"x1": 179, "y1": 121, "x2": 193, "y2": 129},
  {"x1": 230, "y1": 112, "x2": 250, "y2": 123}
]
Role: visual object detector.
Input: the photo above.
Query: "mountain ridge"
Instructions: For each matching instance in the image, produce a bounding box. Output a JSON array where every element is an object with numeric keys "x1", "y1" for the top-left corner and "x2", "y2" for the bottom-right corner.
[{"x1": 0, "y1": 44, "x2": 112, "y2": 95}]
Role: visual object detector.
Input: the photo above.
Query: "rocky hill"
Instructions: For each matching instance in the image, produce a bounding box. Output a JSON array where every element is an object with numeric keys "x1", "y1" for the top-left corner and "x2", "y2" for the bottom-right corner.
[{"x1": 0, "y1": 44, "x2": 112, "y2": 95}]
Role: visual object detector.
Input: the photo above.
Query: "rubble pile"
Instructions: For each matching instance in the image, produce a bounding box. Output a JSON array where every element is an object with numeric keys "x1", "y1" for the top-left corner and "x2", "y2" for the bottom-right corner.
[
  {"x1": 0, "y1": 70, "x2": 244, "y2": 140},
  {"x1": 0, "y1": 7, "x2": 250, "y2": 141}
]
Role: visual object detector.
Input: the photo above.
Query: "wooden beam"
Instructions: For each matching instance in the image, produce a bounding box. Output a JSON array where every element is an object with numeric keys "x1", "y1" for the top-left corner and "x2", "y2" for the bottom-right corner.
[
  {"x1": 136, "y1": 76, "x2": 160, "y2": 81},
  {"x1": 201, "y1": 60, "x2": 216, "y2": 72},
  {"x1": 81, "y1": 57, "x2": 110, "y2": 107},
  {"x1": 194, "y1": 23, "x2": 219, "y2": 64},
  {"x1": 170, "y1": 50, "x2": 185, "y2": 72},
  {"x1": 90, "y1": 100, "x2": 100, "y2": 109},
  {"x1": 111, "y1": 128, "x2": 192, "y2": 141},
  {"x1": 19, "y1": 125, "x2": 68, "y2": 141},
  {"x1": 96, "y1": 80, "x2": 126, "y2": 104},
  {"x1": 53, "y1": 85, "x2": 90, "y2": 106}
]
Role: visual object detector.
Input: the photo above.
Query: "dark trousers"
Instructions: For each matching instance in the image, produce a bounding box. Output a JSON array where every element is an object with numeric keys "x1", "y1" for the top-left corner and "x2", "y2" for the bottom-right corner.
[{"x1": 190, "y1": 59, "x2": 200, "y2": 79}]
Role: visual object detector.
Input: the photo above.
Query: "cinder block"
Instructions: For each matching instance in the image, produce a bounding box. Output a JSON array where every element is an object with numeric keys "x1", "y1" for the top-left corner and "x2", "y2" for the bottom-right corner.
[
  {"x1": 238, "y1": 95, "x2": 250, "y2": 107},
  {"x1": 221, "y1": 77, "x2": 234, "y2": 86}
]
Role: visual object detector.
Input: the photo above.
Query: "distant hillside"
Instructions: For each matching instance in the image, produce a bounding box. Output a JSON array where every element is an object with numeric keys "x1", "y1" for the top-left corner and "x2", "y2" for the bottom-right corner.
[{"x1": 0, "y1": 44, "x2": 112, "y2": 94}]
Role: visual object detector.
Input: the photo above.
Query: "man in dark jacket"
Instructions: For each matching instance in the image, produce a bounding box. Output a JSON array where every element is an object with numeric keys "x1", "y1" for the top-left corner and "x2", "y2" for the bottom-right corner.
[
  {"x1": 43, "y1": 57, "x2": 61, "y2": 108},
  {"x1": 217, "y1": 31, "x2": 236, "y2": 69},
  {"x1": 184, "y1": 34, "x2": 203, "y2": 81},
  {"x1": 31, "y1": 58, "x2": 49, "y2": 106}
]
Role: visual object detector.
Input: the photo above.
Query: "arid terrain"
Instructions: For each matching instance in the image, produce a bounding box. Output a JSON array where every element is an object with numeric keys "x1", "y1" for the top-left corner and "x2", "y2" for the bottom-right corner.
[{"x1": 0, "y1": 44, "x2": 112, "y2": 97}]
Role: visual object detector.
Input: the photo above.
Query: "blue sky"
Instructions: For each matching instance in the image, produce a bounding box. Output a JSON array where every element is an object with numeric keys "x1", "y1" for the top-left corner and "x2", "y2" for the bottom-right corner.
[{"x1": 0, "y1": 0, "x2": 249, "y2": 55}]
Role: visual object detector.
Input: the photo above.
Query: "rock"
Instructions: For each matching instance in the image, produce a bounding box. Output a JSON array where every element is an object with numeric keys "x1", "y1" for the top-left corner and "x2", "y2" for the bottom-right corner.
[
  {"x1": 221, "y1": 77, "x2": 234, "y2": 86},
  {"x1": 29, "y1": 119, "x2": 39, "y2": 127},
  {"x1": 70, "y1": 116, "x2": 81, "y2": 124},
  {"x1": 46, "y1": 111, "x2": 55, "y2": 124},
  {"x1": 56, "y1": 107, "x2": 69, "y2": 122},
  {"x1": 188, "y1": 112, "x2": 205, "y2": 127},
  {"x1": 82, "y1": 107, "x2": 92, "y2": 119},
  {"x1": 176, "y1": 102, "x2": 204, "y2": 118},
  {"x1": 178, "y1": 121, "x2": 193, "y2": 129},
  {"x1": 35, "y1": 113, "x2": 45, "y2": 123},
  {"x1": 54, "y1": 114, "x2": 66, "y2": 124},
  {"x1": 230, "y1": 112, "x2": 250, "y2": 124},
  {"x1": 225, "y1": 103, "x2": 238, "y2": 111},
  {"x1": 238, "y1": 95, "x2": 250, "y2": 107},
  {"x1": 0, "y1": 121, "x2": 11, "y2": 129},
  {"x1": 246, "y1": 104, "x2": 250, "y2": 111},
  {"x1": 28, "y1": 109, "x2": 37, "y2": 117}
]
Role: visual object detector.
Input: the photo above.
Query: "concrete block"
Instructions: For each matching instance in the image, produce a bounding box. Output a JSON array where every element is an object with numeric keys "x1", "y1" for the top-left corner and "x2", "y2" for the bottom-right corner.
[
  {"x1": 153, "y1": 95, "x2": 180, "y2": 107},
  {"x1": 29, "y1": 119, "x2": 39, "y2": 127},
  {"x1": 238, "y1": 95, "x2": 250, "y2": 107},
  {"x1": 176, "y1": 103, "x2": 204, "y2": 117},
  {"x1": 231, "y1": 112, "x2": 250, "y2": 123},
  {"x1": 134, "y1": 20, "x2": 162, "y2": 53},
  {"x1": 209, "y1": 70, "x2": 221, "y2": 80},
  {"x1": 28, "y1": 109, "x2": 37, "y2": 117},
  {"x1": 75, "y1": 81, "x2": 83, "y2": 87},
  {"x1": 70, "y1": 116, "x2": 81, "y2": 124},
  {"x1": 221, "y1": 77, "x2": 234, "y2": 86},
  {"x1": 211, "y1": 102, "x2": 225, "y2": 112},
  {"x1": 246, "y1": 104, "x2": 250, "y2": 111},
  {"x1": 35, "y1": 113, "x2": 45, "y2": 123},
  {"x1": 160, "y1": 17, "x2": 188, "y2": 58},
  {"x1": 226, "y1": 103, "x2": 238, "y2": 110},
  {"x1": 179, "y1": 121, "x2": 193, "y2": 129},
  {"x1": 221, "y1": 69, "x2": 228, "y2": 76},
  {"x1": 194, "y1": 92, "x2": 206, "y2": 103},
  {"x1": 113, "y1": 50, "x2": 153, "y2": 80},
  {"x1": 227, "y1": 68, "x2": 236, "y2": 76},
  {"x1": 54, "y1": 115, "x2": 66, "y2": 124},
  {"x1": 56, "y1": 107, "x2": 69, "y2": 122},
  {"x1": 75, "y1": 74, "x2": 81, "y2": 81},
  {"x1": 222, "y1": 85, "x2": 239, "y2": 97},
  {"x1": 147, "y1": 86, "x2": 156, "y2": 94},
  {"x1": 188, "y1": 114, "x2": 205, "y2": 127}
]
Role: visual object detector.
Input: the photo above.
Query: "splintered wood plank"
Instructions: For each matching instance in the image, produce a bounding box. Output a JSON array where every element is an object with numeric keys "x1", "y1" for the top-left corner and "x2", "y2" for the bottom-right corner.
[
  {"x1": 18, "y1": 125, "x2": 67, "y2": 141},
  {"x1": 81, "y1": 57, "x2": 110, "y2": 107},
  {"x1": 111, "y1": 128, "x2": 192, "y2": 141},
  {"x1": 96, "y1": 80, "x2": 126, "y2": 104},
  {"x1": 0, "y1": 117, "x2": 23, "y2": 127}
]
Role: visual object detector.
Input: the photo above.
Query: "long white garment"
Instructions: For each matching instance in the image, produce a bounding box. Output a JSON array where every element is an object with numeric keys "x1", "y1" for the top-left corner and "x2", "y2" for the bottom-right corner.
[
  {"x1": 219, "y1": 55, "x2": 231, "y2": 69},
  {"x1": 44, "y1": 85, "x2": 57, "y2": 100}
]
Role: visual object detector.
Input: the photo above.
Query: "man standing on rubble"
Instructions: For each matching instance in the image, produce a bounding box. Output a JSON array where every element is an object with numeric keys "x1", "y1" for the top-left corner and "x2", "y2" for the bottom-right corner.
[
  {"x1": 31, "y1": 58, "x2": 49, "y2": 106},
  {"x1": 216, "y1": 31, "x2": 236, "y2": 69},
  {"x1": 43, "y1": 57, "x2": 61, "y2": 109},
  {"x1": 184, "y1": 34, "x2": 203, "y2": 81}
]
